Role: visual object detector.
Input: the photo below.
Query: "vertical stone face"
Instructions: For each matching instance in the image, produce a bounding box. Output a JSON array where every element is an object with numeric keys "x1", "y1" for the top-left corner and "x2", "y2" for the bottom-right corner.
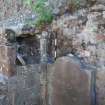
[
  {"x1": 48, "y1": 57, "x2": 91, "y2": 105},
  {"x1": 96, "y1": 70, "x2": 105, "y2": 105},
  {"x1": 8, "y1": 65, "x2": 41, "y2": 105},
  {"x1": 0, "y1": 45, "x2": 16, "y2": 77}
]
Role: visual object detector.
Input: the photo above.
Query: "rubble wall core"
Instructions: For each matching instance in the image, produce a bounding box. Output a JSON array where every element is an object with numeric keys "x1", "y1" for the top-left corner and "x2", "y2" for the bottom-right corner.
[{"x1": 0, "y1": 1, "x2": 105, "y2": 105}]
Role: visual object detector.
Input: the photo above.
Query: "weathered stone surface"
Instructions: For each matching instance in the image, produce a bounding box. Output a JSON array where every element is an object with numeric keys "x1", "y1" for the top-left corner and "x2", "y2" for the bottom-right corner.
[
  {"x1": 102, "y1": 11, "x2": 105, "y2": 18},
  {"x1": 48, "y1": 0, "x2": 87, "y2": 12},
  {"x1": 0, "y1": 95, "x2": 9, "y2": 105},
  {"x1": 52, "y1": 6, "x2": 105, "y2": 68},
  {"x1": 90, "y1": 4, "x2": 105, "y2": 11},
  {"x1": 48, "y1": 57, "x2": 91, "y2": 105},
  {"x1": 96, "y1": 69, "x2": 105, "y2": 105},
  {"x1": 52, "y1": 15, "x2": 81, "y2": 56},
  {"x1": 0, "y1": 0, "x2": 27, "y2": 20},
  {"x1": 0, "y1": 45, "x2": 16, "y2": 77},
  {"x1": 8, "y1": 65, "x2": 41, "y2": 105},
  {"x1": 0, "y1": 64, "x2": 41, "y2": 105},
  {"x1": 97, "y1": 0, "x2": 105, "y2": 5}
]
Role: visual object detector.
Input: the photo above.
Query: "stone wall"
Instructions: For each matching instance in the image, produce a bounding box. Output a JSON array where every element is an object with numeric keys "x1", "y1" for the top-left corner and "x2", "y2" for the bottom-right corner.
[
  {"x1": 0, "y1": 65, "x2": 41, "y2": 105},
  {"x1": 48, "y1": 57, "x2": 91, "y2": 105},
  {"x1": 52, "y1": 3, "x2": 105, "y2": 69},
  {"x1": 1, "y1": 0, "x2": 105, "y2": 21},
  {"x1": 47, "y1": 57, "x2": 105, "y2": 105},
  {"x1": 0, "y1": 0, "x2": 24, "y2": 20},
  {"x1": 0, "y1": 0, "x2": 102, "y2": 21}
]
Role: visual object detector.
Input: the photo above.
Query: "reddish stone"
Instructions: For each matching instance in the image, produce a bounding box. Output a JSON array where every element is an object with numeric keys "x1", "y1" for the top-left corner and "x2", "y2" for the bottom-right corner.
[
  {"x1": 96, "y1": 35, "x2": 105, "y2": 41},
  {"x1": 96, "y1": 70, "x2": 105, "y2": 105},
  {"x1": 0, "y1": 45, "x2": 16, "y2": 77},
  {"x1": 49, "y1": 57, "x2": 91, "y2": 105}
]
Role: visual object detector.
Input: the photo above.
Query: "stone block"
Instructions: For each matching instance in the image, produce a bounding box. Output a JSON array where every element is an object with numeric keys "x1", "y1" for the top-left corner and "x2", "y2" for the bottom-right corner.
[
  {"x1": 96, "y1": 69, "x2": 105, "y2": 105},
  {"x1": 48, "y1": 57, "x2": 91, "y2": 105}
]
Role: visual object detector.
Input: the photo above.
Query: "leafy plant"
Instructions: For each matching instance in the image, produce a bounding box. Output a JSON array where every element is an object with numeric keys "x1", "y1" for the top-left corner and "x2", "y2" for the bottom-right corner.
[
  {"x1": 23, "y1": 0, "x2": 53, "y2": 28},
  {"x1": 73, "y1": 0, "x2": 81, "y2": 8}
]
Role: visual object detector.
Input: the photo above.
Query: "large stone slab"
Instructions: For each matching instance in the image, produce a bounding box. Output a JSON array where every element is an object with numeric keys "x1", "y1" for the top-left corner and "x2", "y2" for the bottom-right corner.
[
  {"x1": 48, "y1": 57, "x2": 91, "y2": 105},
  {"x1": 96, "y1": 69, "x2": 105, "y2": 105}
]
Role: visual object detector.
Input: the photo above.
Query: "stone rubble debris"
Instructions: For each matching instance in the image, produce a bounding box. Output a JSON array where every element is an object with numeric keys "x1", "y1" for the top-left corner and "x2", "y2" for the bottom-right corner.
[{"x1": 90, "y1": 4, "x2": 105, "y2": 11}]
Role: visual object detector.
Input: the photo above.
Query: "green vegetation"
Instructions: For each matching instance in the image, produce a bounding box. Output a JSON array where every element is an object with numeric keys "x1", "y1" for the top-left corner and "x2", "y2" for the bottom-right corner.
[
  {"x1": 23, "y1": 0, "x2": 53, "y2": 28},
  {"x1": 23, "y1": 0, "x2": 81, "y2": 27},
  {"x1": 74, "y1": 0, "x2": 81, "y2": 8}
]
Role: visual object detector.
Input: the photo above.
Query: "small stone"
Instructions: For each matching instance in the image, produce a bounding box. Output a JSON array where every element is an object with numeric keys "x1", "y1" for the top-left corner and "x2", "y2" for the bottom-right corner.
[
  {"x1": 80, "y1": 50, "x2": 91, "y2": 57},
  {"x1": 102, "y1": 11, "x2": 105, "y2": 18},
  {"x1": 67, "y1": 53, "x2": 74, "y2": 57},
  {"x1": 53, "y1": 8, "x2": 60, "y2": 16},
  {"x1": 90, "y1": 4, "x2": 105, "y2": 12}
]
